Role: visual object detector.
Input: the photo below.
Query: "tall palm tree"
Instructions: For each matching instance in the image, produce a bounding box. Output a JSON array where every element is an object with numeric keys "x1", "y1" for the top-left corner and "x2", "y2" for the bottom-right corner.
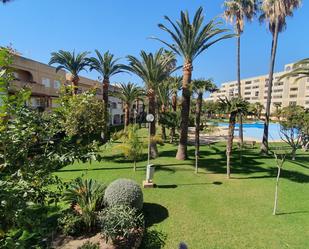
[
  {"x1": 87, "y1": 50, "x2": 126, "y2": 138},
  {"x1": 224, "y1": 0, "x2": 257, "y2": 147},
  {"x1": 49, "y1": 50, "x2": 89, "y2": 95},
  {"x1": 193, "y1": 79, "x2": 217, "y2": 173},
  {"x1": 260, "y1": 0, "x2": 302, "y2": 154},
  {"x1": 126, "y1": 49, "x2": 175, "y2": 158},
  {"x1": 220, "y1": 97, "x2": 249, "y2": 178},
  {"x1": 111, "y1": 83, "x2": 144, "y2": 128},
  {"x1": 153, "y1": 7, "x2": 234, "y2": 160}
]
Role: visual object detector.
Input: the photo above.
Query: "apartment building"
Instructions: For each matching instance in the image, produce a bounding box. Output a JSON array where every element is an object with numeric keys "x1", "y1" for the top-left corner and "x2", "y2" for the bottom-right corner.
[
  {"x1": 7, "y1": 55, "x2": 127, "y2": 125},
  {"x1": 206, "y1": 62, "x2": 309, "y2": 113}
]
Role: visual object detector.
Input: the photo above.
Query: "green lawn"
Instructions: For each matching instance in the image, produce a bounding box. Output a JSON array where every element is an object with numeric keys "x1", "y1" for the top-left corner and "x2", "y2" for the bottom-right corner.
[{"x1": 55, "y1": 133, "x2": 309, "y2": 249}]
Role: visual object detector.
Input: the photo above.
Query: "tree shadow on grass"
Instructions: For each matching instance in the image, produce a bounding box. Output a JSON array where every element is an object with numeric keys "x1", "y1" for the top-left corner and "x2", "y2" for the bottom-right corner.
[
  {"x1": 276, "y1": 210, "x2": 309, "y2": 216},
  {"x1": 143, "y1": 203, "x2": 169, "y2": 228},
  {"x1": 155, "y1": 181, "x2": 222, "y2": 189}
]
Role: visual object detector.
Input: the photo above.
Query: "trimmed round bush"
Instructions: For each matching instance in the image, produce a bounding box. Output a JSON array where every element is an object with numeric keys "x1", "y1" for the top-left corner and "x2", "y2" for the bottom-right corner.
[{"x1": 104, "y1": 179, "x2": 143, "y2": 211}]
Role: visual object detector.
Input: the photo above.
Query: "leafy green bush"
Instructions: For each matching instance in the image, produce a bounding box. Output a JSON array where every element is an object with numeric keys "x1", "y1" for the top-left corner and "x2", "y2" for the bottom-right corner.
[
  {"x1": 98, "y1": 205, "x2": 144, "y2": 245},
  {"x1": 78, "y1": 241, "x2": 100, "y2": 249},
  {"x1": 63, "y1": 177, "x2": 106, "y2": 231},
  {"x1": 57, "y1": 210, "x2": 84, "y2": 236},
  {"x1": 104, "y1": 179, "x2": 143, "y2": 211}
]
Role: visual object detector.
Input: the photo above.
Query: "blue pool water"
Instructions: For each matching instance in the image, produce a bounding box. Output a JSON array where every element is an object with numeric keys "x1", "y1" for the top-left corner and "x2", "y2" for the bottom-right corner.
[{"x1": 216, "y1": 122, "x2": 281, "y2": 141}]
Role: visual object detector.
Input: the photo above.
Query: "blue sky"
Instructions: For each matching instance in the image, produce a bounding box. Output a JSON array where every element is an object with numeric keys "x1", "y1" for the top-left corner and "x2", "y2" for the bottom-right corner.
[{"x1": 1, "y1": 0, "x2": 308, "y2": 88}]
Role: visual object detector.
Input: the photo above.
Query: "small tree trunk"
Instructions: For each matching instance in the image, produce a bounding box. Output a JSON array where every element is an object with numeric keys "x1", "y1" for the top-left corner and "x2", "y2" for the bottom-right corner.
[
  {"x1": 134, "y1": 160, "x2": 136, "y2": 171},
  {"x1": 170, "y1": 93, "x2": 177, "y2": 143},
  {"x1": 273, "y1": 164, "x2": 281, "y2": 215},
  {"x1": 292, "y1": 149, "x2": 296, "y2": 161},
  {"x1": 226, "y1": 113, "x2": 236, "y2": 179},
  {"x1": 261, "y1": 19, "x2": 279, "y2": 155},
  {"x1": 195, "y1": 92, "x2": 203, "y2": 159},
  {"x1": 176, "y1": 61, "x2": 192, "y2": 160}
]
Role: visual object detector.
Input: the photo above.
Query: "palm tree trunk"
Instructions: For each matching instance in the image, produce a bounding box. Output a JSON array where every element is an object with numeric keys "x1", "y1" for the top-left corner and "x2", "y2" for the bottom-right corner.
[
  {"x1": 195, "y1": 92, "x2": 203, "y2": 158},
  {"x1": 170, "y1": 93, "x2": 177, "y2": 143},
  {"x1": 124, "y1": 103, "x2": 130, "y2": 128},
  {"x1": 261, "y1": 20, "x2": 279, "y2": 154},
  {"x1": 237, "y1": 32, "x2": 244, "y2": 147},
  {"x1": 176, "y1": 61, "x2": 192, "y2": 160},
  {"x1": 195, "y1": 92, "x2": 202, "y2": 173},
  {"x1": 273, "y1": 163, "x2": 281, "y2": 215},
  {"x1": 102, "y1": 78, "x2": 110, "y2": 141},
  {"x1": 148, "y1": 89, "x2": 158, "y2": 158},
  {"x1": 226, "y1": 112, "x2": 236, "y2": 179}
]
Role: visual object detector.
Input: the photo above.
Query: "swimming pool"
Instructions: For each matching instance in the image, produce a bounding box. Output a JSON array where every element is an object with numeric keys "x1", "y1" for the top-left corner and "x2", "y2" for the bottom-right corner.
[{"x1": 215, "y1": 122, "x2": 282, "y2": 141}]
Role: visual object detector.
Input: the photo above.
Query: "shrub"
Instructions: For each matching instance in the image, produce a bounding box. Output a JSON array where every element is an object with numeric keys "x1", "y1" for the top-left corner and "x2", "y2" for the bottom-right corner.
[
  {"x1": 98, "y1": 205, "x2": 144, "y2": 245},
  {"x1": 63, "y1": 177, "x2": 106, "y2": 231},
  {"x1": 57, "y1": 210, "x2": 84, "y2": 236},
  {"x1": 78, "y1": 241, "x2": 100, "y2": 249},
  {"x1": 104, "y1": 179, "x2": 143, "y2": 211}
]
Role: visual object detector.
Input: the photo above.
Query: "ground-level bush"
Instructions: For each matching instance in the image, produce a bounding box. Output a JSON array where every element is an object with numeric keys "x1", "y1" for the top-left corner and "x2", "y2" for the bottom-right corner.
[
  {"x1": 77, "y1": 240, "x2": 100, "y2": 249},
  {"x1": 98, "y1": 205, "x2": 144, "y2": 248},
  {"x1": 104, "y1": 179, "x2": 143, "y2": 211},
  {"x1": 57, "y1": 210, "x2": 85, "y2": 236}
]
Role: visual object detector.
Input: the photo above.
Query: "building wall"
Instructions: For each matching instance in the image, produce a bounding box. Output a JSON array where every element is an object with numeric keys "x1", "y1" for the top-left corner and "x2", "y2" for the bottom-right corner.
[
  {"x1": 8, "y1": 55, "x2": 126, "y2": 125},
  {"x1": 207, "y1": 62, "x2": 309, "y2": 113}
]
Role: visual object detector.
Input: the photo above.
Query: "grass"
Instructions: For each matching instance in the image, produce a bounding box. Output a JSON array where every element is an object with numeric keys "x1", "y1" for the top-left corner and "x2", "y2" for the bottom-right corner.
[{"x1": 55, "y1": 130, "x2": 309, "y2": 249}]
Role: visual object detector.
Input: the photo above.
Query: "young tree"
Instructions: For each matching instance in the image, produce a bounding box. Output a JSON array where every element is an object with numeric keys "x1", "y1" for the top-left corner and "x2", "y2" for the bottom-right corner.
[
  {"x1": 272, "y1": 152, "x2": 286, "y2": 215},
  {"x1": 279, "y1": 105, "x2": 304, "y2": 160},
  {"x1": 192, "y1": 79, "x2": 217, "y2": 173},
  {"x1": 126, "y1": 49, "x2": 175, "y2": 158},
  {"x1": 117, "y1": 125, "x2": 144, "y2": 171},
  {"x1": 87, "y1": 50, "x2": 126, "y2": 138},
  {"x1": 154, "y1": 7, "x2": 233, "y2": 160},
  {"x1": 220, "y1": 97, "x2": 250, "y2": 178},
  {"x1": 49, "y1": 50, "x2": 89, "y2": 95},
  {"x1": 111, "y1": 82, "x2": 144, "y2": 128},
  {"x1": 158, "y1": 81, "x2": 171, "y2": 141},
  {"x1": 224, "y1": 0, "x2": 257, "y2": 147},
  {"x1": 260, "y1": 0, "x2": 302, "y2": 154}
]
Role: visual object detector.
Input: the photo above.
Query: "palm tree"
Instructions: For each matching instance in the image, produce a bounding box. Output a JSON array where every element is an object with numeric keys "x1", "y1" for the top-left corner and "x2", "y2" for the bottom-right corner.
[
  {"x1": 252, "y1": 102, "x2": 265, "y2": 120},
  {"x1": 158, "y1": 81, "x2": 171, "y2": 141},
  {"x1": 192, "y1": 79, "x2": 217, "y2": 173},
  {"x1": 153, "y1": 7, "x2": 234, "y2": 160},
  {"x1": 220, "y1": 97, "x2": 249, "y2": 178},
  {"x1": 224, "y1": 0, "x2": 257, "y2": 147},
  {"x1": 111, "y1": 83, "x2": 144, "y2": 128},
  {"x1": 169, "y1": 76, "x2": 182, "y2": 143},
  {"x1": 87, "y1": 50, "x2": 126, "y2": 138},
  {"x1": 280, "y1": 58, "x2": 309, "y2": 80},
  {"x1": 49, "y1": 50, "x2": 89, "y2": 95},
  {"x1": 126, "y1": 49, "x2": 175, "y2": 158},
  {"x1": 260, "y1": 0, "x2": 302, "y2": 154},
  {"x1": 1, "y1": 0, "x2": 13, "y2": 3}
]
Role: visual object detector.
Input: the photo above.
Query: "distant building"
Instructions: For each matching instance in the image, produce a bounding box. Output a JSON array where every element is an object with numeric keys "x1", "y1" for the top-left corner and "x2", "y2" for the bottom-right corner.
[
  {"x1": 206, "y1": 62, "x2": 309, "y2": 113},
  {"x1": 7, "y1": 54, "x2": 139, "y2": 126}
]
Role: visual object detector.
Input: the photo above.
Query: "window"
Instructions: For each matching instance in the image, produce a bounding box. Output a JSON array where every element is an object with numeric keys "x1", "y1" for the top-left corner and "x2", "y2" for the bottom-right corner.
[
  {"x1": 286, "y1": 66, "x2": 291, "y2": 71},
  {"x1": 273, "y1": 89, "x2": 283, "y2": 93},
  {"x1": 254, "y1": 79, "x2": 260, "y2": 83},
  {"x1": 290, "y1": 87, "x2": 298, "y2": 91},
  {"x1": 244, "y1": 92, "x2": 251, "y2": 95},
  {"x1": 273, "y1": 95, "x2": 282, "y2": 99},
  {"x1": 252, "y1": 86, "x2": 259, "y2": 89},
  {"x1": 42, "y1": 78, "x2": 50, "y2": 88},
  {"x1": 54, "y1": 80, "x2": 61, "y2": 89},
  {"x1": 290, "y1": 94, "x2": 297, "y2": 98},
  {"x1": 245, "y1": 81, "x2": 252, "y2": 85},
  {"x1": 274, "y1": 82, "x2": 284, "y2": 86},
  {"x1": 289, "y1": 101, "x2": 297, "y2": 106},
  {"x1": 245, "y1": 86, "x2": 251, "y2": 90},
  {"x1": 112, "y1": 102, "x2": 117, "y2": 109},
  {"x1": 245, "y1": 97, "x2": 250, "y2": 100},
  {"x1": 255, "y1": 92, "x2": 259, "y2": 97}
]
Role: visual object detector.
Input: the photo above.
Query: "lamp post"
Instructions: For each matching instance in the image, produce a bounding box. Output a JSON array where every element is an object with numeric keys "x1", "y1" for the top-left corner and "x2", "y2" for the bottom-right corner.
[
  {"x1": 146, "y1": 113, "x2": 154, "y2": 166},
  {"x1": 143, "y1": 113, "x2": 155, "y2": 188}
]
